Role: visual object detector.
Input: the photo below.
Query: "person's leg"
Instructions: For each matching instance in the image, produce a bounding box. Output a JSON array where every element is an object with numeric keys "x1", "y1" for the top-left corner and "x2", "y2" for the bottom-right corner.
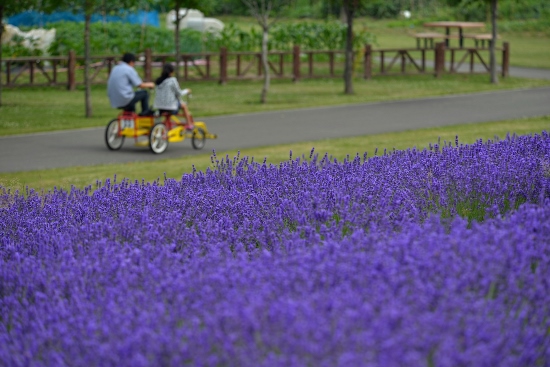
[
  {"x1": 181, "y1": 104, "x2": 194, "y2": 125},
  {"x1": 122, "y1": 100, "x2": 136, "y2": 112},
  {"x1": 123, "y1": 90, "x2": 150, "y2": 113},
  {"x1": 135, "y1": 90, "x2": 150, "y2": 113}
]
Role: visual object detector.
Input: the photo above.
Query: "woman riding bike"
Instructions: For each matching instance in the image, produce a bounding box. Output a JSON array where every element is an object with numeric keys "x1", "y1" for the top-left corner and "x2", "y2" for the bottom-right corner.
[{"x1": 153, "y1": 63, "x2": 194, "y2": 130}]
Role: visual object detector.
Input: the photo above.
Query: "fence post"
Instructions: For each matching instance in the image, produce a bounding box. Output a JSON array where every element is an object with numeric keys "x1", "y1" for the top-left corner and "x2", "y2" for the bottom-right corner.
[
  {"x1": 219, "y1": 47, "x2": 227, "y2": 85},
  {"x1": 30, "y1": 62, "x2": 34, "y2": 84},
  {"x1": 434, "y1": 42, "x2": 445, "y2": 78},
  {"x1": 67, "y1": 50, "x2": 76, "y2": 91},
  {"x1": 364, "y1": 44, "x2": 372, "y2": 79},
  {"x1": 144, "y1": 48, "x2": 152, "y2": 81},
  {"x1": 293, "y1": 45, "x2": 300, "y2": 82},
  {"x1": 502, "y1": 42, "x2": 509, "y2": 78}
]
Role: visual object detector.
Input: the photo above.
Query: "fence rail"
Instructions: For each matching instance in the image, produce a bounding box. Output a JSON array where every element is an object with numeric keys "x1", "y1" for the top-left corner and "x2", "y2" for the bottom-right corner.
[{"x1": 1, "y1": 43, "x2": 509, "y2": 89}]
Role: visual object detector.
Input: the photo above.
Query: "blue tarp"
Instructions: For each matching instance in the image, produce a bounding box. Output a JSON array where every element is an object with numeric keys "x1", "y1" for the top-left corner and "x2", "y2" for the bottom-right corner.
[{"x1": 8, "y1": 10, "x2": 160, "y2": 27}]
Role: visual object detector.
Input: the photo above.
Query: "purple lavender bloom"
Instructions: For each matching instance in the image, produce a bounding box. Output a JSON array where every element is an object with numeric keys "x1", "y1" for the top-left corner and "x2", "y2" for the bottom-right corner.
[{"x1": 1, "y1": 132, "x2": 549, "y2": 366}]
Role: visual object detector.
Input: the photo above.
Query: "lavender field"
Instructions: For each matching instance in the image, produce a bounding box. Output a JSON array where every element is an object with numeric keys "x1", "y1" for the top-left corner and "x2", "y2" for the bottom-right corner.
[{"x1": 1, "y1": 133, "x2": 550, "y2": 366}]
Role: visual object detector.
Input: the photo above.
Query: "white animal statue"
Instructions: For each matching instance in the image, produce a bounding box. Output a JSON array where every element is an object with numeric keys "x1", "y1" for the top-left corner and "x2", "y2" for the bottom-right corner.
[
  {"x1": 1, "y1": 24, "x2": 56, "y2": 55},
  {"x1": 166, "y1": 9, "x2": 224, "y2": 33}
]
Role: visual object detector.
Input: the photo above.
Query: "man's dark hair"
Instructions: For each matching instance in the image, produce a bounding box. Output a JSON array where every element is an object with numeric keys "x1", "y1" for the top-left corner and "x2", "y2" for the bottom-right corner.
[{"x1": 122, "y1": 53, "x2": 136, "y2": 64}]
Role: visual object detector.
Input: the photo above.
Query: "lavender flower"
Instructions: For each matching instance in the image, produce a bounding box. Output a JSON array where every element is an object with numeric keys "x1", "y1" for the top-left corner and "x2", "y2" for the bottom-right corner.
[{"x1": 1, "y1": 133, "x2": 549, "y2": 366}]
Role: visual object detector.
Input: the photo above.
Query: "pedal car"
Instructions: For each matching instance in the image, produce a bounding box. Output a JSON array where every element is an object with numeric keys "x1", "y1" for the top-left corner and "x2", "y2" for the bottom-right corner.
[{"x1": 104, "y1": 99, "x2": 217, "y2": 154}]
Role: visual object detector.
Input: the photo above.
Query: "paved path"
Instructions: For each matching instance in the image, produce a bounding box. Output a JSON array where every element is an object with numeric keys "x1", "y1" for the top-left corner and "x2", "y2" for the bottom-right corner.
[{"x1": 1, "y1": 82, "x2": 550, "y2": 173}]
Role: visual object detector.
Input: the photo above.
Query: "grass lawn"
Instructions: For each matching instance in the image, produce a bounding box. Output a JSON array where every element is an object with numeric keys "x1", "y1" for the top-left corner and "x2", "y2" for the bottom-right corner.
[
  {"x1": 367, "y1": 24, "x2": 550, "y2": 70},
  {"x1": 2, "y1": 74, "x2": 550, "y2": 136},
  {"x1": 498, "y1": 33, "x2": 550, "y2": 69},
  {"x1": 1, "y1": 115, "x2": 548, "y2": 194}
]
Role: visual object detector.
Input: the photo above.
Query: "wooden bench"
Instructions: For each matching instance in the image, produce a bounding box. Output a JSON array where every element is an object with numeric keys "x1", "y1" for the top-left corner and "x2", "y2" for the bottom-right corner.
[
  {"x1": 463, "y1": 33, "x2": 500, "y2": 48},
  {"x1": 411, "y1": 32, "x2": 448, "y2": 49}
]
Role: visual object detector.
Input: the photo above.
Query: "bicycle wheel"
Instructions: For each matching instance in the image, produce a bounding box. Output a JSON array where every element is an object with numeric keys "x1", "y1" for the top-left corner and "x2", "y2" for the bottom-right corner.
[
  {"x1": 192, "y1": 127, "x2": 206, "y2": 150},
  {"x1": 149, "y1": 123, "x2": 169, "y2": 154},
  {"x1": 105, "y1": 118, "x2": 125, "y2": 150}
]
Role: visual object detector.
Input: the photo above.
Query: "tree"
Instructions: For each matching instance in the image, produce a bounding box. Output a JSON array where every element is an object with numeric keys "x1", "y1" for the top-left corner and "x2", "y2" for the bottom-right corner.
[
  {"x1": 450, "y1": 0, "x2": 498, "y2": 83},
  {"x1": 341, "y1": 0, "x2": 360, "y2": 94},
  {"x1": 43, "y1": 0, "x2": 142, "y2": 117},
  {"x1": 240, "y1": 0, "x2": 292, "y2": 104},
  {"x1": 0, "y1": 0, "x2": 33, "y2": 107},
  {"x1": 331, "y1": 0, "x2": 366, "y2": 94},
  {"x1": 488, "y1": 0, "x2": 498, "y2": 84},
  {"x1": 156, "y1": 0, "x2": 214, "y2": 80}
]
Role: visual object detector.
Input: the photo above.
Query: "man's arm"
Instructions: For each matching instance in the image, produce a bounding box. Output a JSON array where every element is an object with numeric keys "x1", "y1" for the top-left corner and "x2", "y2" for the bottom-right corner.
[
  {"x1": 139, "y1": 82, "x2": 155, "y2": 89},
  {"x1": 128, "y1": 67, "x2": 154, "y2": 89}
]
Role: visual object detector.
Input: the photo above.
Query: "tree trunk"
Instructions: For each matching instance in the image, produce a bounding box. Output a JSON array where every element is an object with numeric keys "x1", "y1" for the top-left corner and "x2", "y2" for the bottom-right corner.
[
  {"x1": 260, "y1": 27, "x2": 270, "y2": 104},
  {"x1": 84, "y1": 12, "x2": 92, "y2": 117},
  {"x1": 174, "y1": 5, "x2": 181, "y2": 80},
  {"x1": 0, "y1": 6, "x2": 4, "y2": 108},
  {"x1": 174, "y1": 5, "x2": 188, "y2": 81},
  {"x1": 490, "y1": 0, "x2": 498, "y2": 84},
  {"x1": 343, "y1": 2, "x2": 354, "y2": 95}
]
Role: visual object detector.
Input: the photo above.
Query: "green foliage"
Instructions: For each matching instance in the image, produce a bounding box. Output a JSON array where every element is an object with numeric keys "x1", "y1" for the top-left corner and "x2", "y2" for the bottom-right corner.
[
  {"x1": 46, "y1": 21, "x2": 205, "y2": 55},
  {"x1": 205, "y1": 21, "x2": 375, "y2": 51},
  {"x1": 498, "y1": 18, "x2": 550, "y2": 34},
  {"x1": 30, "y1": 20, "x2": 375, "y2": 57},
  {"x1": 142, "y1": 0, "x2": 550, "y2": 21},
  {"x1": 1, "y1": 34, "x2": 44, "y2": 57},
  {"x1": 210, "y1": 0, "x2": 257, "y2": 15},
  {"x1": 42, "y1": 0, "x2": 143, "y2": 16},
  {"x1": 270, "y1": 21, "x2": 375, "y2": 50},
  {"x1": 452, "y1": 0, "x2": 488, "y2": 21},
  {"x1": 283, "y1": 0, "x2": 325, "y2": 18},
  {"x1": 329, "y1": 0, "x2": 550, "y2": 21},
  {"x1": 447, "y1": 0, "x2": 550, "y2": 22},
  {"x1": 0, "y1": 0, "x2": 36, "y2": 54},
  {"x1": 499, "y1": 0, "x2": 550, "y2": 20},
  {"x1": 41, "y1": 21, "x2": 374, "y2": 56},
  {"x1": 0, "y1": 0, "x2": 35, "y2": 16},
  {"x1": 202, "y1": 23, "x2": 260, "y2": 51},
  {"x1": 362, "y1": 0, "x2": 402, "y2": 19}
]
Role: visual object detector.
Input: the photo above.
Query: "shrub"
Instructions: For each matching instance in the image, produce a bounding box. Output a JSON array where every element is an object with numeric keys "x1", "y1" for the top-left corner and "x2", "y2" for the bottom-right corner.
[
  {"x1": 46, "y1": 21, "x2": 205, "y2": 56},
  {"x1": 206, "y1": 21, "x2": 375, "y2": 51},
  {"x1": 41, "y1": 20, "x2": 375, "y2": 56}
]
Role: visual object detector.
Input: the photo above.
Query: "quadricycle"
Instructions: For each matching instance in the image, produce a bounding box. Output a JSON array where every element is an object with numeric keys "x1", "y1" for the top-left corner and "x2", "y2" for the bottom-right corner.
[{"x1": 104, "y1": 96, "x2": 217, "y2": 154}]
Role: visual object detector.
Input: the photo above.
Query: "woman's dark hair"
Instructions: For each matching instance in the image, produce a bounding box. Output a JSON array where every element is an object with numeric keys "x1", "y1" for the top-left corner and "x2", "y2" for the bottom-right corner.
[{"x1": 155, "y1": 63, "x2": 175, "y2": 85}]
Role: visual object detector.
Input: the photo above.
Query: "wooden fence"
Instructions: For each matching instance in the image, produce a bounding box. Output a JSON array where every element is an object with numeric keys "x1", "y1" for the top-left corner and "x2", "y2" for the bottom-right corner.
[{"x1": 1, "y1": 43, "x2": 509, "y2": 89}]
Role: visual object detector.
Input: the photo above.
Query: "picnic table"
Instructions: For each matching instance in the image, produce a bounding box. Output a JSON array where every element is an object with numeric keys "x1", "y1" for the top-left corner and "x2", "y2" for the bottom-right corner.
[{"x1": 423, "y1": 21, "x2": 486, "y2": 48}]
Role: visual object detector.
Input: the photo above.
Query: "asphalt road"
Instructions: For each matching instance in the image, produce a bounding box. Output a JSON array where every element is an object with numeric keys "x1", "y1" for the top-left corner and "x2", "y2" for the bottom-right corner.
[{"x1": 1, "y1": 86, "x2": 550, "y2": 173}]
